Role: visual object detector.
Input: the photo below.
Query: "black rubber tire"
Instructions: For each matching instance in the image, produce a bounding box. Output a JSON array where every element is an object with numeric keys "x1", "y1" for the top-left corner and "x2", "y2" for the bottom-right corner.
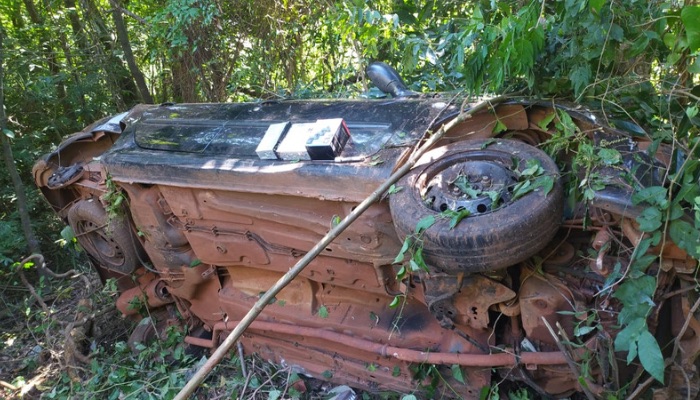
[
  {"x1": 68, "y1": 199, "x2": 140, "y2": 274},
  {"x1": 389, "y1": 139, "x2": 564, "y2": 273}
]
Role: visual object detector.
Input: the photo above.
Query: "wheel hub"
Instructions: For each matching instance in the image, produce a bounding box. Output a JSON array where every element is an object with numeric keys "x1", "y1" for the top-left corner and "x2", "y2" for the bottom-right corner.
[{"x1": 422, "y1": 154, "x2": 516, "y2": 216}]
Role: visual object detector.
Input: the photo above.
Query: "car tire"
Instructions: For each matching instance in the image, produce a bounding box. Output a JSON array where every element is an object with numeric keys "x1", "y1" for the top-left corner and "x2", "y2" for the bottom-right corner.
[
  {"x1": 68, "y1": 199, "x2": 141, "y2": 274},
  {"x1": 389, "y1": 139, "x2": 564, "y2": 273}
]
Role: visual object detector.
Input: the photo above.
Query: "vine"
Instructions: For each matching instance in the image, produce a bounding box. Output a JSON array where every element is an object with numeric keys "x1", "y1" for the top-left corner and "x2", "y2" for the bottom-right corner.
[{"x1": 101, "y1": 174, "x2": 128, "y2": 223}]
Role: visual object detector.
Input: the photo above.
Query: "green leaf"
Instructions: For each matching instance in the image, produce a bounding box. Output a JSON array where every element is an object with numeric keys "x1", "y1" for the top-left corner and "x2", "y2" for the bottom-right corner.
[
  {"x1": 682, "y1": 6, "x2": 700, "y2": 52},
  {"x1": 590, "y1": 0, "x2": 605, "y2": 14},
  {"x1": 668, "y1": 203, "x2": 685, "y2": 221},
  {"x1": 669, "y1": 220, "x2": 700, "y2": 258},
  {"x1": 673, "y1": 175, "x2": 700, "y2": 203},
  {"x1": 533, "y1": 175, "x2": 554, "y2": 196},
  {"x1": 632, "y1": 186, "x2": 668, "y2": 208},
  {"x1": 598, "y1": 148, "x2": 621, "y2": 165},
  {"x1": 401, "y1": 395, "x2": 418, "y2": 400},
  {"x1": 389, "y1": 296, "x2": 401, "y2": 308},
  {"x1": 369, "y1": 155, "x2": 384, "y2": 166},
  {"x1": 453, "y1": 176, "x2": 481, "y2": 198},
  {"x1": 636, "y1": 207, "x2": 662, "y2": 232},
  {"x1": 317, "y1": 305, "x2": 329, "y2": 318},
  {"x1": 415, "y1": 215, "x2": 436, "y2": 234},
  {"x1": 493, "y1": 119, "x2": 507, "y2": 134},
  {"x1": 638, "y1": 330, "x2": 665, "y2": 383},
  {"x1": 189, "y1": 259, "x2": 202, "y2": 267},
  {"x1": 629, "y1": 33, "x2": 651, "y2": 58},
  {"x1": 614, "y1": 317, "x2": 645, "y2": 353},
  {"x1": 387, "y1": 184, "x2": 403, "y2": 195},
  {"x1": 409, "y1": 258, "x2": 422, "y2": 272},
  {"x1": 537, "y1": 112, "x2": 556, "y2": 131},
  {"x1": 614, "y1": 277, "x2": 656, "y2": 325},
  {"x1": 451, "y1": 364, "x2": 465, "y2": 384},
  {"x1": 2, "y1": 128, "x2": 15, "y2": 139},
  {"x1": 60, "y1": 225, "x2": 76, "y2": 243},
  {"x1": 392, "y1": 366, "x2": 401, "y2": 377},
  {"x1": 394, "y1": 238, "x2": 412, "y2": 263},
  {"x1": 569, "y1": 64, "x2": 592, "y2": 97},
  {"x1": 663, "y1": 32, "x2": 677, "y2": 50},
  {"x1": 632, "y1": 254, "x2": 657, "y2": 273},
  {"x1": 268, "y1": 389, "x2": 281, "y2": 400},
  {"x1": 330, "y1": 215, "x2": 341, "y2": 228},
  {"x1": 396, "y1": 265, "x2": 407, "y2": 280},
  {"x1": 574, "y1": 325, "x2": 596, "y2": 337},
  {"x1": 448, "y1": 208, "x2": 471, "y2": 229},
  {"x1": 520, "y1": 159, "x2": 542, "y2": 177},
  {"x1": 627, "y1": 338, "x2": 639, "y2": 365},
  {"x1": 511, "y1": 180, "x2": 532, "y2": 201},
  {"x1": 412, "y1": 247, "x2": 429, "y2": 272},
  {"x1": 480, "y1": 138, "x2": 497, "y2": 149},
  {"x1": 634, "y1": 237, "x2": 653, "y2": 258}
]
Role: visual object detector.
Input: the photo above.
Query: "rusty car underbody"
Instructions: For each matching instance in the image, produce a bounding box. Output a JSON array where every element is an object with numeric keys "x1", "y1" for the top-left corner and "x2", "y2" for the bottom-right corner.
[{"x1": 33, "y1": 66, "x2": 700, "y2": 398}]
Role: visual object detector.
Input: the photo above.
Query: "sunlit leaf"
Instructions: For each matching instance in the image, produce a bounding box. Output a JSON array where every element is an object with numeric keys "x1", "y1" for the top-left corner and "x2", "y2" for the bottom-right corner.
[
  {"x1": 590, "y1": 0, "x2": 605, "y2": 14},
  {"x1": 682, "y1": 6, "x2": 700, "y2": 52},
  {"x1": 537, "y1": 112, "x2": 556, "y2": 130},
  {"x1": 493, "y1": 119, "x2": 507, "y2": 134},
  {"x1": 389, "y1": 296, "x2": 401, "y2": 308}
]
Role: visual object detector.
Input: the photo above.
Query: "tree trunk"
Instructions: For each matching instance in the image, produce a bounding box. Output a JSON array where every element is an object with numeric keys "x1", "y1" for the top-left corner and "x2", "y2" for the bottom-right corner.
[
  {"x1": 8, "y1": 0, "x2": 24, "y2": 30},
  {"x1": 64, "y1": 0, "x2": 88, "y2": 53},
  {"x1": 22, "y1": 0, "x2": 70, "y2": 118},
  {"x1": 110, "y1": 0, "x2": 153, "y2": 104},
  {"x1": 0, "y1": 21, "x2": 42, "y2": 257},
  {"x1": 81, "y1": 0, "x2": 139, "y2": 108},
  {"x1": 58, "y1": 27, "x2": 88, "y2": 118},
  {"x1": 172, "y1": 57, "x2": 199, "y2": 103}
]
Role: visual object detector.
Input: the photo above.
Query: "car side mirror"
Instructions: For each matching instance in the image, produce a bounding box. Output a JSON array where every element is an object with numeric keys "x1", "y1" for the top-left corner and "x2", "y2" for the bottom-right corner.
[{"x1": 366, "y1": 62, "x2": 418, "y2": 98}]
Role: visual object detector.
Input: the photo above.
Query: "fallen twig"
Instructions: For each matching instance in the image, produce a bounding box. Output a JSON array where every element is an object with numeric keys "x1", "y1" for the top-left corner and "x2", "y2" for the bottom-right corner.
[
  {"x1": 0, "y1": 380, "x2": 17, "y2": 391},
  {"x1": 236, "y1": 341, "x2": 246, "y2": 377},
  {"x1": 16, "y1": 254, "x2": 51, "y2": 315},
  {"x1": 542, "y1": 318, "x2": 598, "y2": 400}
]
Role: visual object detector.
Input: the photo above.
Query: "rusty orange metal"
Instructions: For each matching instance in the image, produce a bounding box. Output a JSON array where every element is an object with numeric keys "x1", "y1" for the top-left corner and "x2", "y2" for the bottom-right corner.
[{"x1": 33, "y1": 84, "x2": 699, "y2": 397}]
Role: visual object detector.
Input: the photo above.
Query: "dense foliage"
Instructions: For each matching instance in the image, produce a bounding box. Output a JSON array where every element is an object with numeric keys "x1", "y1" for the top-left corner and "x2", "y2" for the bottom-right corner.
[{"x1": 0, "y1": 0, "x2": 699, "y2": 397}]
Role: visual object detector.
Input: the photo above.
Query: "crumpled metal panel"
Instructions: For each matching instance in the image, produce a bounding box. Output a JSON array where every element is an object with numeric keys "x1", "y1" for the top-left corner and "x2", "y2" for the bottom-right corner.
[{"x1": 35, "y1": 97, "x2": 698, "y2": 398}]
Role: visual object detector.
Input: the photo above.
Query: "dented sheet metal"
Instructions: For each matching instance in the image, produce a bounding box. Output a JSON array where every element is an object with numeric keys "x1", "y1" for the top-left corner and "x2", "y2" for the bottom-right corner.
[{"x1": 33, "y1": 94, "x2": 699, "y2": 399}]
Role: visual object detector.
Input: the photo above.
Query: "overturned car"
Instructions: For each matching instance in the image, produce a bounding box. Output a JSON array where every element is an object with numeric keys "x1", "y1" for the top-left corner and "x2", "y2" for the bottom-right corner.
[{"x1": 33, "y1": 64, "x2": 700, "y2": 398}]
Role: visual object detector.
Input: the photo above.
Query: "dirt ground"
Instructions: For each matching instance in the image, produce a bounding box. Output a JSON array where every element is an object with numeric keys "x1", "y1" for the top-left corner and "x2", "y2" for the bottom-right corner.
[{"x1": 0, "y1": 263, "x2": 127, "y2": 399}]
